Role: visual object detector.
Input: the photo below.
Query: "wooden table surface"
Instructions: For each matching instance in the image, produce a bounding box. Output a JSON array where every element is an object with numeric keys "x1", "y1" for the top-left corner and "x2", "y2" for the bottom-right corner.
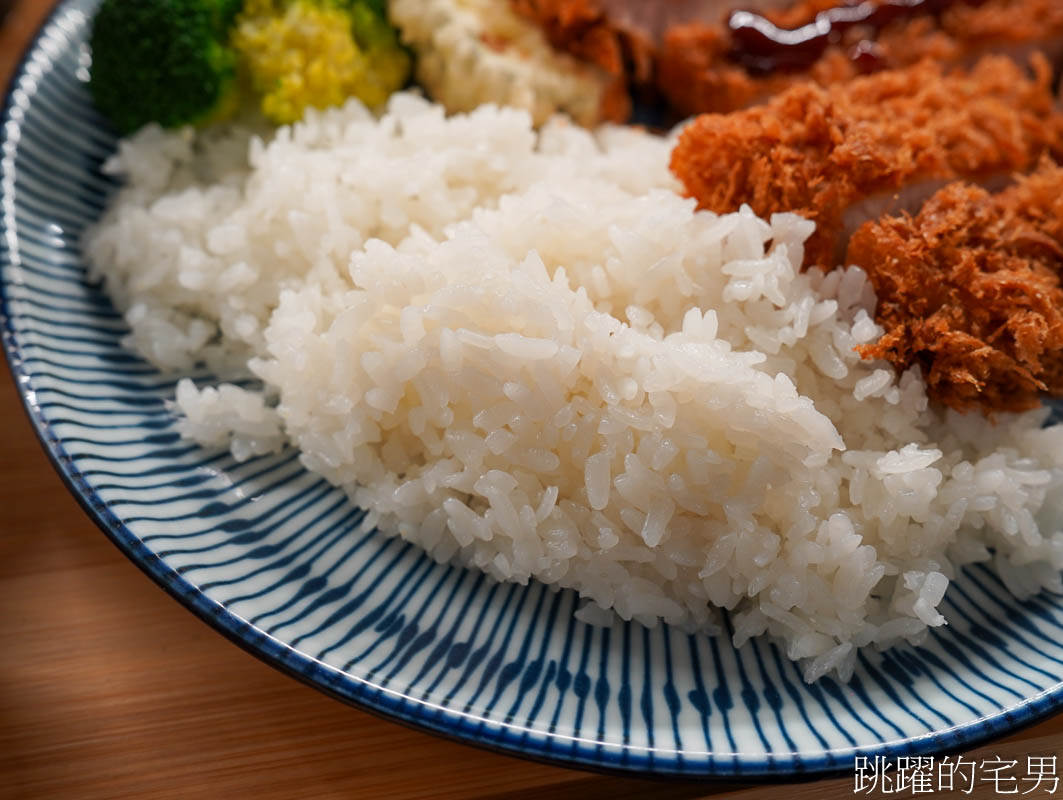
[{"x1": 3, "y1": 2, "x2": 1063, "y2": 798}]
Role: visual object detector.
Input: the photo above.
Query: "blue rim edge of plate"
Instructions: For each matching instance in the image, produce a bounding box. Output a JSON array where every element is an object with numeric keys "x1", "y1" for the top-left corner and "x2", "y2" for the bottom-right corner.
[{"x1": 2, "y1": 0, "x2": 1062, "y2": 782}]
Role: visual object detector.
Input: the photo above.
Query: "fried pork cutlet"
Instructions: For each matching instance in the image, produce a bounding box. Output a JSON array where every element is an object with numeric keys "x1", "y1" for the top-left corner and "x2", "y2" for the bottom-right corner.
[
  {"x1": 508, "y1": 0, "x2": 656, "y2": 123},
  {"x1": 660, "y1": 0, "x2": 1063, "y2": 117},
  {"x1": 509, "y1": 0, "x2": 797, "y2": 119},
  {"x1": 670, "y1": 56, "x2": 1063, "y2": 270},
  {"x1": 512, "y1": 0, "x2": 1063, "y2": 121},
  {"x1": 849, "y1": 160, "x2": 1063, "y2": 414}
]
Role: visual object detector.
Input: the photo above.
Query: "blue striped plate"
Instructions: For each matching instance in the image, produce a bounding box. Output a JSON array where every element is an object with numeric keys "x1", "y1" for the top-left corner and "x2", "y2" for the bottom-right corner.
[{"x1": 4, "y1": 0, "x2": 1063, "y2": 779}]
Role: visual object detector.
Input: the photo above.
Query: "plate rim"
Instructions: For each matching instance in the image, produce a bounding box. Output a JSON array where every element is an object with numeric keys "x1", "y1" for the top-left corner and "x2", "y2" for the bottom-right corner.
[{"x1": 3, "y1": 0, "x2": 1063, "y2": 780}]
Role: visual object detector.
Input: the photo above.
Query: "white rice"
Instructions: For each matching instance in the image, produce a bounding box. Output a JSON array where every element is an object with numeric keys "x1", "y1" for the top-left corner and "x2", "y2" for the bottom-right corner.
[{"x1": 85, "y1": 93, "x2": 1063, "y2": 682}]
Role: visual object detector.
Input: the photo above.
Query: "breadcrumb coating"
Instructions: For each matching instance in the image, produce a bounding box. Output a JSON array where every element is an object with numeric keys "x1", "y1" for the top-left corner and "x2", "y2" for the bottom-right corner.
[
  {"x1": 850, "y1": 160, "x2": 1063, "y2": 414},
  {"x1": 669, "y1": 56, "x2": 1063, "y2": 269},
  {"x1": 661, "y1": 0, "x2": 1063, "y2": 116},
  {"x1": 513, "y1": 0, "x2": 1063, "y2": 119},
  {"x1": 658, "y1": 22, "x2": 854, "y2": 116},
  {"x1": 509, "y1": 0, "x2": 655, "y2": 122}
]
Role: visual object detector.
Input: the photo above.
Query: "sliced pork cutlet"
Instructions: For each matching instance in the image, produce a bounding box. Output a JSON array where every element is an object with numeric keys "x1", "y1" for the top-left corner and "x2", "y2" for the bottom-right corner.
[
  {"x1": 670, "y1": 55, "x2": 1063, "y2": 271},
  {"x1": 511, "y1": 0, "x2": 800, "y2": 51},
  {"x1": 659, "y1": 0, "x2": 1063, "y2": 117},
  {"x1": 509, "y1": 0, "x2": 820, "y2": 117},
  {"x1": 513, "y1": 0, "x2": 1063, "y2": 121},
  {"x1": 848, "y1": 159, "x2": 1063, "y2": 414}
]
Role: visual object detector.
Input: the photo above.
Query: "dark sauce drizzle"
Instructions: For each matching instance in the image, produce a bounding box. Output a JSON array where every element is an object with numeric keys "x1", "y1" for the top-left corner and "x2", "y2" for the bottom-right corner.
[{"x1": 728, "y1": 0, "x2": 987, "y2": 74}]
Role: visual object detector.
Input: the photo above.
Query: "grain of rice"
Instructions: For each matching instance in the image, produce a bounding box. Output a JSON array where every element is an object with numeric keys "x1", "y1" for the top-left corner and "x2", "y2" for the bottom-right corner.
[{"x1": 88, "y1": 93, "x2": 1063, "y2": 682}]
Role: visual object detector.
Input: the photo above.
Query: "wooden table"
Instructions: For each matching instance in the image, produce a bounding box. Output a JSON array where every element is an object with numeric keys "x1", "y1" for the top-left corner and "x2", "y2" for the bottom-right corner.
[{"x1": 2, "y1": 2, "x2": 1062, "y2": 798}]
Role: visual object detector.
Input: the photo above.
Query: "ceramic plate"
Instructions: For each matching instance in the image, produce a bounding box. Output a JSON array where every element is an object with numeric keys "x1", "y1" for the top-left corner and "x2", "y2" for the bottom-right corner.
[{"x1": 5, "y1": 0, "x2": 1063, "y2": 779}]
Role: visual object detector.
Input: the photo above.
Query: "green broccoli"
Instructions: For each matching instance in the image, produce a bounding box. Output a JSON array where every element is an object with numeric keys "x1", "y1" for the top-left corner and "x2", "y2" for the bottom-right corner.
[
  {"x1": 89, "y1": 0, "x2": 411, "y2": 133},
  {"x1": 89, "y1": 0, "x2": 243, "y2": 134}
]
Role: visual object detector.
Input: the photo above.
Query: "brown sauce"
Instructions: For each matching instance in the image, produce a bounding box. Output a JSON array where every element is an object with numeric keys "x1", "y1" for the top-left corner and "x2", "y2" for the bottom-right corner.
[{"x1": 728, "y1": 0, "x2": 986, "y2": 73}]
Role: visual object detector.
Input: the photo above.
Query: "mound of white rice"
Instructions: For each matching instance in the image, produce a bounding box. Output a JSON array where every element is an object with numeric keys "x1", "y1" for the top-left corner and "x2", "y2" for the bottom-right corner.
[{"x1": 86, "y1": 93, "x2": 1063, "y2": 682}]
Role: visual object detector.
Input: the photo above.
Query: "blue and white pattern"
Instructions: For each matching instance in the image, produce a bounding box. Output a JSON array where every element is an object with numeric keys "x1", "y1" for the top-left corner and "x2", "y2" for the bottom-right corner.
[{"x1": 4, "y1": 1, "x2": 1063, "y2": 778}]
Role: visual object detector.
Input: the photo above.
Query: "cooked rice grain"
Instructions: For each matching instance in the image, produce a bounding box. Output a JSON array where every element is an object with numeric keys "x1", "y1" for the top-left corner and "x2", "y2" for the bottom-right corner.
[{"x1": 86, "y1": 94, "x2": 1063, "y2": 682}]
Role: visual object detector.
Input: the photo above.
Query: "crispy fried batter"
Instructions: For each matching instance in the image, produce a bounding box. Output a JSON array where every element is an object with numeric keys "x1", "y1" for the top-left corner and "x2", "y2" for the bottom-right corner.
[
  {"x1": 510, "y1": 0, "x2": 655, "y2": 122},
  {"x1": 849, "y1": 160, "x2": 1063, "y2": 414},
  {"x1": 670, "y1": 56, "x2": 1063, "y2": 269},
  {"x1": 657, "y1": 22, "x2": 856, "y2": 116},
  {"x1": 661, "y1": 0, "x2": 1063, "y2": 116},
  {"x1": 513, "y1": 0, "x2": 1063, "y2": 120}
]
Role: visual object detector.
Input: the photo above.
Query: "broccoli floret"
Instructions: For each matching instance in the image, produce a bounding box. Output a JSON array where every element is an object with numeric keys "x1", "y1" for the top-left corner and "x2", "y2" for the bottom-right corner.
[
  {"x1": 233, "y1": 0, "x2": 411, "y2": 125},
  {"x1": 89, "y1": 0, "x2": 242, "y2": 134}
]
